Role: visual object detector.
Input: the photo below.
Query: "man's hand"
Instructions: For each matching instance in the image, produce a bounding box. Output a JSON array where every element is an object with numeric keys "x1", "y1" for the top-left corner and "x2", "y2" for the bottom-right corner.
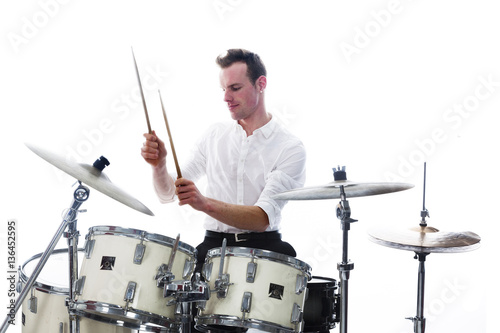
[
  {"x1": 175, "y1": 178, "x2": 209, "y2": 211},
  {"x1": 142, "y1": 130, "x2": 176, "y2": 202},
  {"x1": 175, "y1": 178, "x2": 269, "y2": 231},
  {"x1": 141, "y1": 130, "x2": 167, "y2": 168}
]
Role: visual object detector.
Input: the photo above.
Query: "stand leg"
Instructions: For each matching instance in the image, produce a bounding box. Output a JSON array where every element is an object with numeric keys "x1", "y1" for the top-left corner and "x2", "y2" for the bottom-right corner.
[
  {"x1": 338, "y1": 224, "x2": 354, "y2": 333},
  {"x1": 339, "y1": 271, "x2": 349, "y2": 333},
  {"x1": 336, "y1": 185, "x2": 357, "y2": 333},
  {"x1": 179, "y1": 302, "x2": 192, "y2": 333},
  {"x1": 0, "y1": 185, "x2": 89, "y2": 333},
  {"x1": 67, "y1": 219, "x2": 81, "y2": 333},
  {"x1": 406, "y1": 252, "x2": 428, "y2": 333},
  {"x1": 415, "y1": 253, "x2": 428, "y2": 333}
]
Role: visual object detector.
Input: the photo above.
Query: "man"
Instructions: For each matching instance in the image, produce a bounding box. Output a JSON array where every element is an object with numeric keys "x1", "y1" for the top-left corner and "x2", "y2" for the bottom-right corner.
[{"x1": 141, "y1": 49, "x2": 306, "y2": 271}]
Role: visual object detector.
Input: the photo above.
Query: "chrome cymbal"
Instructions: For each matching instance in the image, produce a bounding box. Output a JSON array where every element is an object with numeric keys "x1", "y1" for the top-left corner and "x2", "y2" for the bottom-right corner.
[
  {"x1": 272, "y1": 180, "x2": 414, "y2": 200},
  {"x1": 368, "y1": 225, "x2": 481, "y2": 253},
  {"x1": 26, "y1": 143, "x2": 154, "y2": 216}
]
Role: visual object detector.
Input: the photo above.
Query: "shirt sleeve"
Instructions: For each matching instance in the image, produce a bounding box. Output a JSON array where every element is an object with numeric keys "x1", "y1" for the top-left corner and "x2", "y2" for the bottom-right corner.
[{"x1": 255, "y1": 142, "x2": 306, "y2": 230}]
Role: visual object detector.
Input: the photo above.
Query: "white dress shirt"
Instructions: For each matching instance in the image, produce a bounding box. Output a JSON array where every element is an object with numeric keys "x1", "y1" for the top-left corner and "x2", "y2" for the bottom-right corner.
[{"x1": 178, "y1": 116, "x2": 306, "y2": 233}]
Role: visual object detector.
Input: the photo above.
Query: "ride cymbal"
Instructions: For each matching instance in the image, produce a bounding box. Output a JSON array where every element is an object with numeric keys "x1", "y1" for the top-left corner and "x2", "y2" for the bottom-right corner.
[
  {"x1": 272, "y1": 180, "x2": 414, "y2": 200},
  {"x1": 26, "y1": 143, "x2": 154, "y2": 216},
  {"x1": 368, "y1": 225, "x2": 480, "y2": 253}
]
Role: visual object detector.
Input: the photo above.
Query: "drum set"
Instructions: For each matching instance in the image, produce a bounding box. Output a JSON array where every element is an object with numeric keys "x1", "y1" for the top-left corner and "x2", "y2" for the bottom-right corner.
[{"x1": 0, "y1": 144, "x2": 481, "y2": 333}]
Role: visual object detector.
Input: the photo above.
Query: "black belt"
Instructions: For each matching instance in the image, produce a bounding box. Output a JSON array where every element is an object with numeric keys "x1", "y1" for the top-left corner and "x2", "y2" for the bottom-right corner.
[{"x1": 205, "y1": 230, "x2": 281, "y2": 243}]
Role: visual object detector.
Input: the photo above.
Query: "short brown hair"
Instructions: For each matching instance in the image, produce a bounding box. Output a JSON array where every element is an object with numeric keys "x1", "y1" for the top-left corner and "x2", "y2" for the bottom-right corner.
[{"x1": 216, "y1": 49, "x2": 267, "y2": 85}]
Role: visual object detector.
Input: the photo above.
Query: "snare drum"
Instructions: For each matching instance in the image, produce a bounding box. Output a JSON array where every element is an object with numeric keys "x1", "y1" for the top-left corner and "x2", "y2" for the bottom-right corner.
[
  {"x1": 196, "y1": 247, "x2": 312, "y2": 333},
  {"x1": 303, "y1": 276, "x2": 339, "y2": 333},
  {"x1": 19, "y1": 248, "x2": 134, "y2": 332},
  {"x1": 73, "y1": 226, "x2": 197, "y2": 332}
]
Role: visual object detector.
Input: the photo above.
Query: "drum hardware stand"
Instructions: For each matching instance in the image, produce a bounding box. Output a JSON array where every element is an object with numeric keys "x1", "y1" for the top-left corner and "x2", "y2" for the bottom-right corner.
[
  {"x1": 333, "y1": 167, "x2": 357, "y2": 333},
  {"x1": 406, "y1": 252, "x2": 429, "y2": 333},
  {"x1": 163, "y1": 274, "x2": 210, "y2": 304},
  {"x1": 156, "y1": 235, "x2": 210, "y2": 333},
  {"x1": 65, "y1": 183, "x2": 87, "y2": 333},
  {"x1": 0, "y1": 183, "x2": 90, "y2": 333},
  {"x1": 406, "y1": 162, "x2": 430, "y2": 333},
  {"x1": 176, "y1": 302, "x2": 193, "y2": 333},
  {"x1": 161, "y1": 273, "x2": 210, "y2": 333},
  {"x1": 164, "y1": 271, "x2": 210, "y2": 333}
]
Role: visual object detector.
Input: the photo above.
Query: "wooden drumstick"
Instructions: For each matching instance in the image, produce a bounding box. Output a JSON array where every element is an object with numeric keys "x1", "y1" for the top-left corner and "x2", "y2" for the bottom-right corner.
[
  {"x1": 131, "y1": 47, "x2": 152, "y2": 134},
  {"x1": 158, "y1": 90, "x2": 182, "y2": 179}
]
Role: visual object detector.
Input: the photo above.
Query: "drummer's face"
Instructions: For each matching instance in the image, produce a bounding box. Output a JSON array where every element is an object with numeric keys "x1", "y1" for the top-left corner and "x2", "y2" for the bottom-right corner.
[{"x1": 220, "y1": 62, "x2": 261, "y2": 121}]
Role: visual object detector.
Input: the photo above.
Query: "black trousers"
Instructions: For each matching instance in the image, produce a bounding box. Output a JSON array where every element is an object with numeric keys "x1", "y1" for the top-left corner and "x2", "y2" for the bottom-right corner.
[{"x1": 194, "y1": 230, "x2": 297, "y2": 274}]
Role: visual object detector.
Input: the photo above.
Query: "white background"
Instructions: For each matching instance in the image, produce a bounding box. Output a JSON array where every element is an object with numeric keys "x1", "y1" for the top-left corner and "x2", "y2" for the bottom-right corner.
[{"x1": 1, "y1": 0, "x2": 498, "y2": 332}]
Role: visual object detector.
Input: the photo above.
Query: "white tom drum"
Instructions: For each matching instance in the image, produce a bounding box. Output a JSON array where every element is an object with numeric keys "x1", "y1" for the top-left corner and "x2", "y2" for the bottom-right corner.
[
  {"x1": 197, "y1": 247, "x2": 312, "y2": 333},
  {"x1": 73, "y1": 226, "x2": 197, "y2": 332},
  {"x1": 19, "y1": 248, "x2": 134, "y2": 333}
]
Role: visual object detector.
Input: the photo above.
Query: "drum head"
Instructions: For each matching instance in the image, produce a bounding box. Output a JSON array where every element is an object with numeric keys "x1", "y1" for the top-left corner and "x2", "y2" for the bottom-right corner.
[
  {"x1": 87, "y1": 225, "x2": 197, "y2": 257},
  {"x1": 21, "y1": 249, "x2": 84, "y2": 293}
]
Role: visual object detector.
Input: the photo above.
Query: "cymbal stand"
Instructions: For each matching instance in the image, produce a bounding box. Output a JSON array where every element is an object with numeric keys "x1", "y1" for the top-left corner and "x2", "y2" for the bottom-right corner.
[
  {"x1": 334, "y1": 167, "x2": 357, "y2": 333},
  {"x1": 407, "y1": 251, "x2": 429, "y2": 333},
  {"x1": 406, "y1": 162, "x2": 430, "y2": 333},
  {"x1": 66, "y1": 182, "x2": 89, "y2": 333},
  {"x1": 0, "y1": 184, "x2": 89, "y2": 333}
]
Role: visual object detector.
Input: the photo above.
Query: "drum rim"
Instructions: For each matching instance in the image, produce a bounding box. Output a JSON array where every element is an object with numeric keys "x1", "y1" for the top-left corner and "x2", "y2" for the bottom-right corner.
[
  {"x1": 309, "y1": 276, "x2": 337, "y2": 284},
  {"x1": 72, "y1": 300, "x2": 180, "y2": 332},
  {"x1": 86, "y1": 225, "x2": 197, "y2": 256},
  {"x1": 196, "y1": 314, "x2": 297, "y2": 333},
  {"x1": 205, "y1": 246, "x2": 312, "y2": 276},
  {"x1": 19, "y1": 248, "x2": 85, "y2": 295}
]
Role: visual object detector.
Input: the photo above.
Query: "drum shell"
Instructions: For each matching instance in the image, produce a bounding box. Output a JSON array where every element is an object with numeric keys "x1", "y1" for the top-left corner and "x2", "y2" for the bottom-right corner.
[
  {"x1": 197, "y1": 247, "x2": 311, "y2": 332},
  {"x1": 75, "y1": 226, "x2": 196, "y2": 329},
  {"x1": 19, "y1": 249, "x2": 133, "y2": 333}
]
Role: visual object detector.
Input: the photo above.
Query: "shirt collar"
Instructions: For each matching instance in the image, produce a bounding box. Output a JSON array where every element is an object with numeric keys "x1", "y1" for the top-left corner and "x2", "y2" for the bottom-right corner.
[
  {"x1": 255, "y1": 115, "x2": 276, "y2": 139},
  {"x1": 234, "y1": 115, "x2": 276, "y2": 139}
]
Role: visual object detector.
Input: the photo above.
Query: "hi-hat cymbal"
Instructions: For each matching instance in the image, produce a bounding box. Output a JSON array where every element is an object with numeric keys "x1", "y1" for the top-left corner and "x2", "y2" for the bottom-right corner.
[
  {"x1": 272, "y1": 180, "x2": 414, "y2": 200},
  {"x1": 368, "y1": 225, "x2": 481, "y2": 253},
  {"x1": 26, "y1": 143, "x2": 154, "y2": 216}
]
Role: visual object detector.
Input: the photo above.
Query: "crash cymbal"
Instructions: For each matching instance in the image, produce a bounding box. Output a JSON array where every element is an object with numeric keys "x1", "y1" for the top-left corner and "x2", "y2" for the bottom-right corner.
[
  {"x1": 272, "y1": 180, "x2": 414, "y2": 200},
  {"x1": 26, "y1": 143, "x2": 154, "y2": 216},
  {"x1": 368, "y1": 225, "x2": 480, "y2": 253}
]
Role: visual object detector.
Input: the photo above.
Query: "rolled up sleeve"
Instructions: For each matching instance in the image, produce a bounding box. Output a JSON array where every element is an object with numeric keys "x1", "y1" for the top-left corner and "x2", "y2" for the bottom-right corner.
[{"x1": 255, "y1": 145, "x2": 306, "y2": 230}]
